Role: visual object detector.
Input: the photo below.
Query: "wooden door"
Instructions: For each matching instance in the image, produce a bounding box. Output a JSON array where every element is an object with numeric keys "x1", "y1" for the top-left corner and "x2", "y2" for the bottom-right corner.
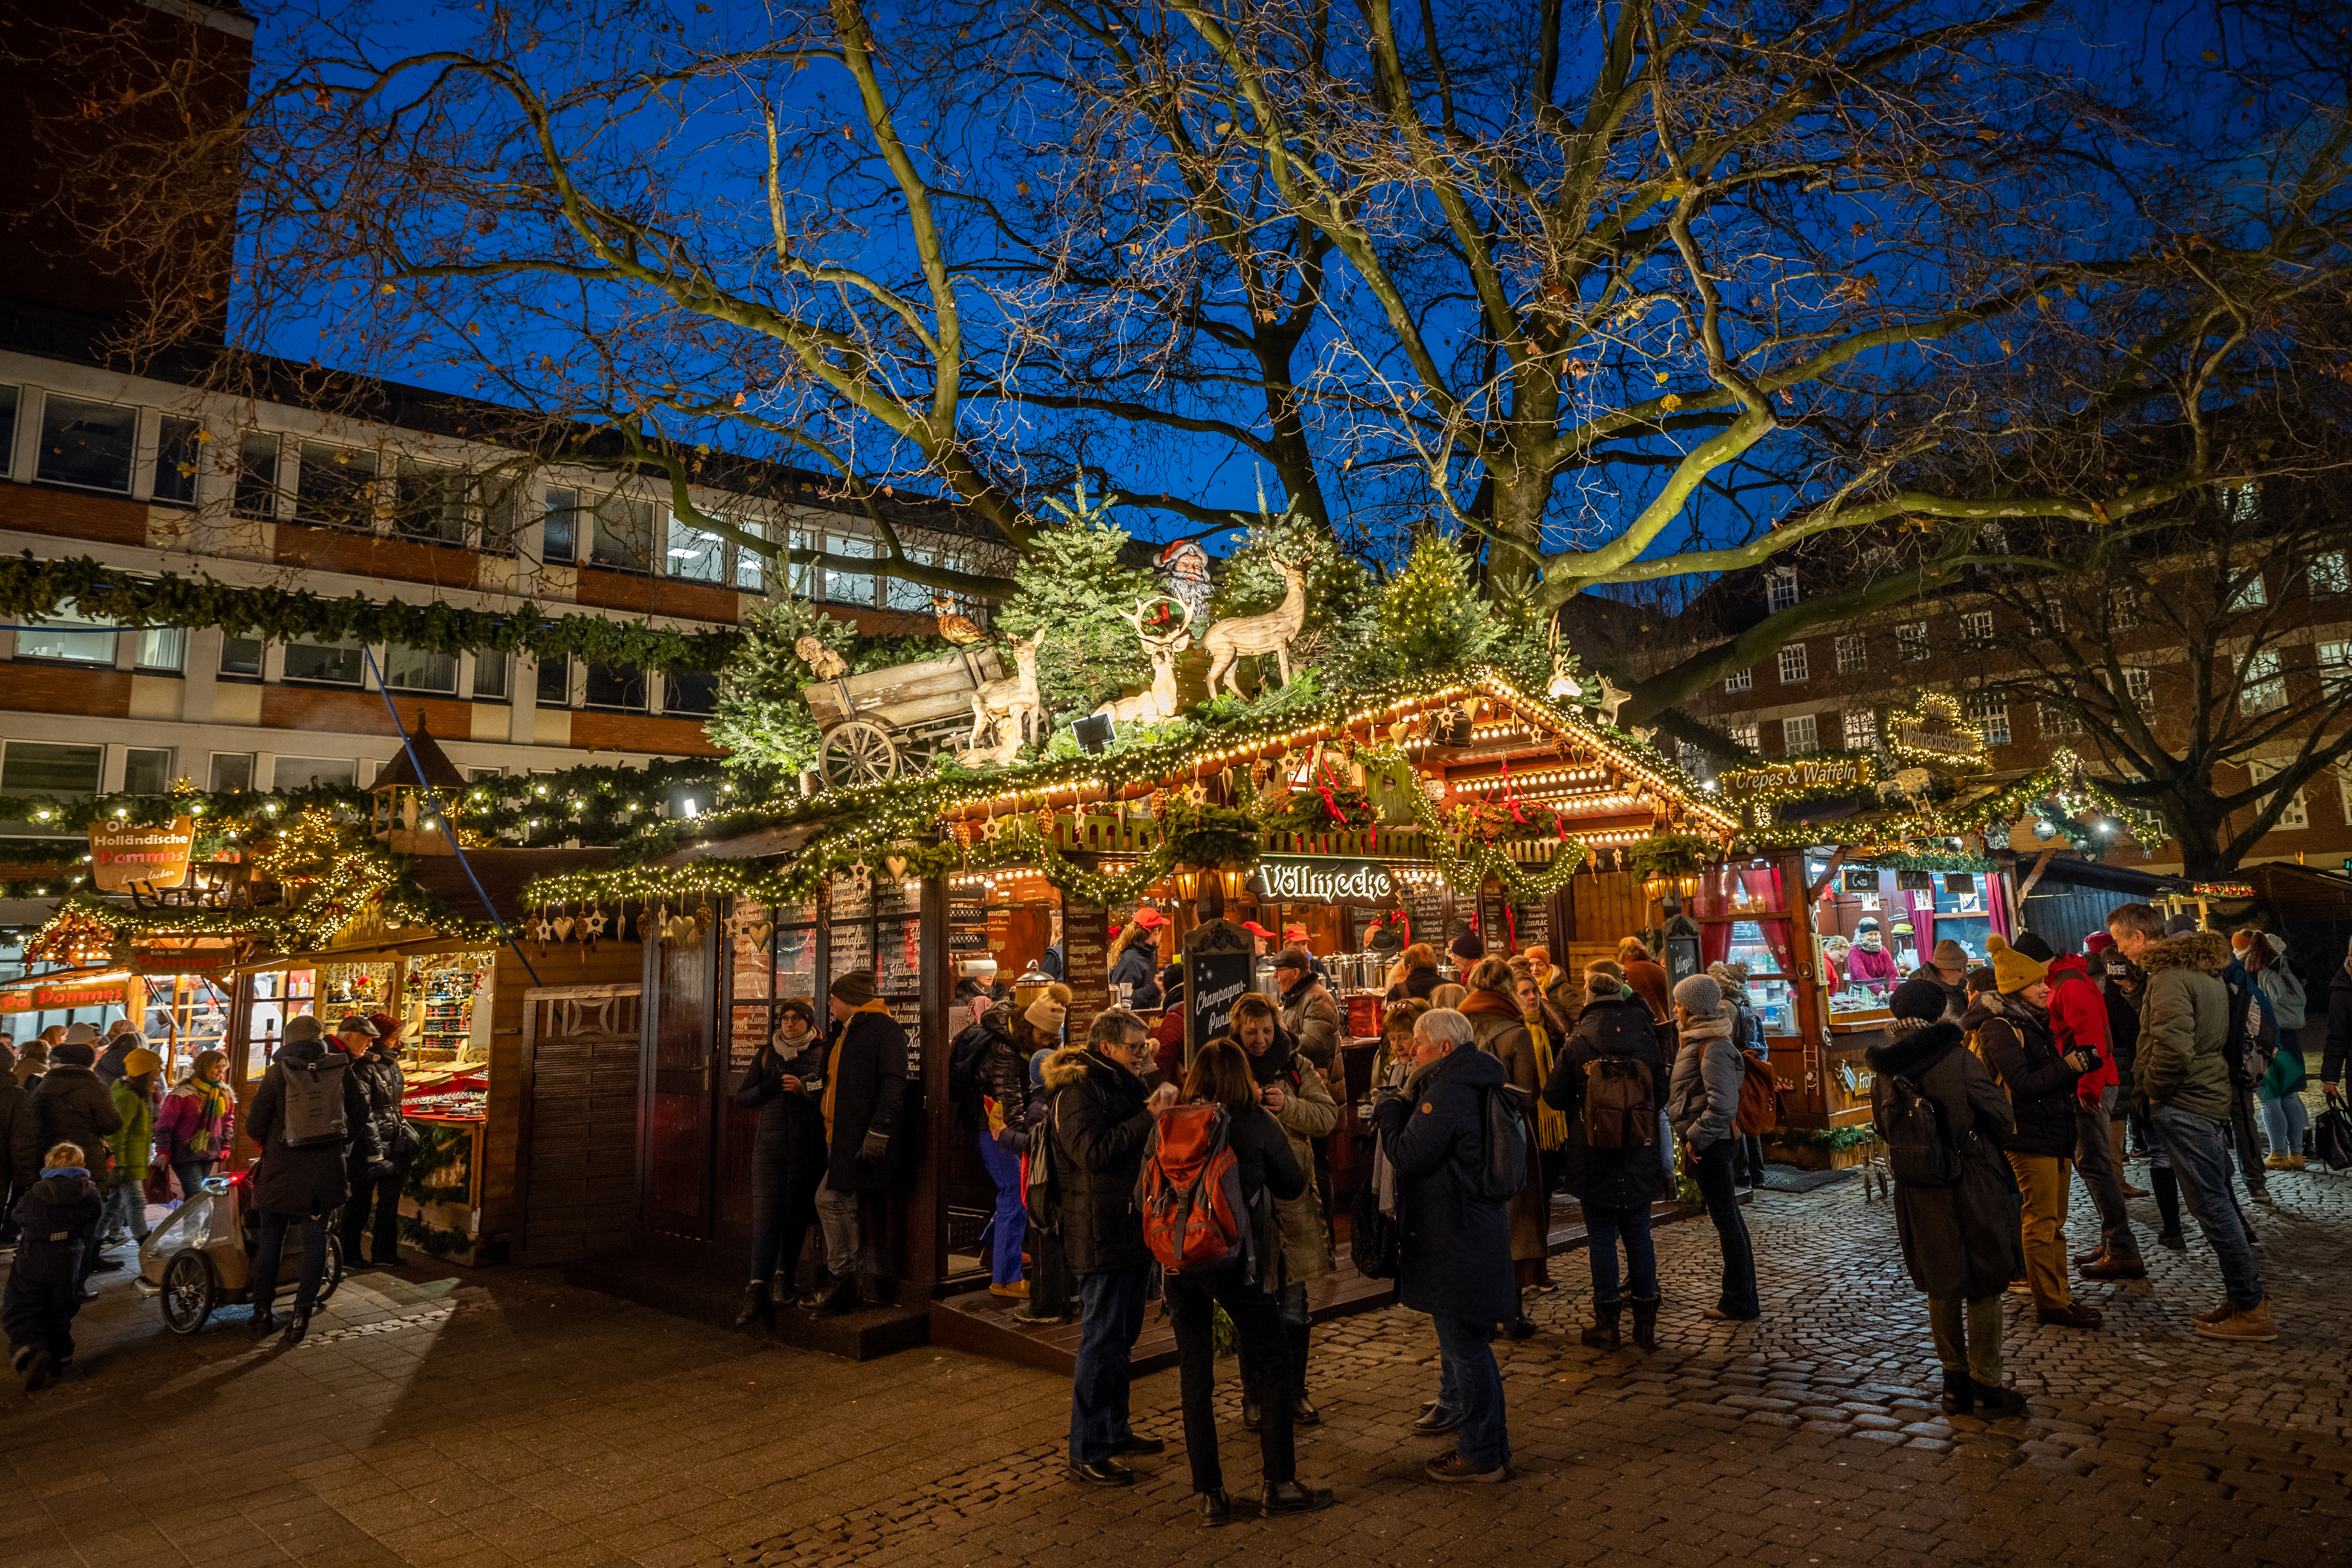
[
  {"x1": 518, "y1": 984, "x2": 642, "y2": 1265},
  {"x1": 640, "y1": 926, "x2": 717, "y2": 1238}
]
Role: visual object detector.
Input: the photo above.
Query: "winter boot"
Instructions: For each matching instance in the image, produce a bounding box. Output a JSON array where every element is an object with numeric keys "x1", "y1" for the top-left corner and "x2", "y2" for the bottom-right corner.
[
  {"x1": 801, "y1": 1272, "x2": 857, "y2": 1316},
  {"x1": 1939, "y1": 1369, "x2": 1974, "y2": 1417},
  {"x1": 734, "y1": 1280, "x2": 771, "y2": 1327},
  {"x1": 1971, "y1": 1380, "x2": 2028, "y2": 1418},
  {"x1": 1580, "y1": 1300, "x2": 1623, "y2": 1350},
  {"x1": 1629, "y1": 1295, "x2": 1659, "y2": 1351}
]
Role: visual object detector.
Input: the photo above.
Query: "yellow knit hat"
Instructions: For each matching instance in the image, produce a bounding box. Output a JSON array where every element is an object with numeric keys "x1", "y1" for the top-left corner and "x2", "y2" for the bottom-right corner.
[{"x1": 1986, "y1": 934, "x2": 2048, "y2": 995}]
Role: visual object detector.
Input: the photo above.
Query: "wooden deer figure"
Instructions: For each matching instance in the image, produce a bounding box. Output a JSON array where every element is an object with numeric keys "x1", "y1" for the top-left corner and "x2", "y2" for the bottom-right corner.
[
  {"x1": 969, "y1": 631, "x2": 1045, "y2": 750},
  {"x1": 1094, "y1": 597, "x2": 1196, "y2": 732},
  {"x1": 1202, "y1": 556, "x2": 1308, "y2": 699}
]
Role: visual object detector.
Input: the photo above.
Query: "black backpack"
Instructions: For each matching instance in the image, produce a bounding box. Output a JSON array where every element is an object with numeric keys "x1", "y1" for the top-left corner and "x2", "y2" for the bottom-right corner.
[
  {"x1": 1582, "y1": 1057, "x2": 1657, "y2": 1148},
  {"x1": 2222, "y1": 978, "x2": 2278, "y2": 1090},
  {"x1": 1476, "y1": 1083, "x2": 1529, "y2": 1202},
  {"x1": 1878, "y1": 1074, "x2": 1961, "y2": 1189}
]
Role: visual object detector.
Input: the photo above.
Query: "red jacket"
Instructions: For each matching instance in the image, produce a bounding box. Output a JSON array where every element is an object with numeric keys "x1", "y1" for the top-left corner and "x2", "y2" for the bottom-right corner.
[{"x1": 2046, "y1": 954, "x2": 2117, "y2": 1099}]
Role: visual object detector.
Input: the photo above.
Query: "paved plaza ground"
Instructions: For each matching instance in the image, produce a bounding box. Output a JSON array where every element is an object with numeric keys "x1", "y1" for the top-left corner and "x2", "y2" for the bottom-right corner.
[{"x1": 3, "y1": 1165, "x2": 2349, "y2": 1568}]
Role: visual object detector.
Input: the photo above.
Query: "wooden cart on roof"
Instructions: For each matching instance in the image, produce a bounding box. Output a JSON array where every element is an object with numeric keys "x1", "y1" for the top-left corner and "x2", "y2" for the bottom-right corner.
[{"x1": 803, "y1": 646, "x2": 1005, "y2": 789}]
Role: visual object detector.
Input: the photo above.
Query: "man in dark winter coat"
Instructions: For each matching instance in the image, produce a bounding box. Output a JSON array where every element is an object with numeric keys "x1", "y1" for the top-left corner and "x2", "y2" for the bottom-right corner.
[
  {"x1": 2325, "y1": 932, "x2": 2352, "y2": 1099},
  {"x1": 30, "y1": 1037, "x2": 121, "y2": 1291},
  {"x1": 1866, "y1": 986, "x2": 2026, "y2": 1419},
  {"x1": 1046, "y1": 1006, "x2": 1175, "y2": 1485},
  {"x1": 2109, "y1": 905, "x2": 2275, "y2": 1341},
  {"x1": 802, "y1": 972, "x2": 910, "y2": 1317},
  {"x1": 247, "y1": 1015, "x2": 380, "y2": 1343},
  {"x1": 733, "y1": 997, "x2": 829, "y2": 1325},
  {"x1": 335, "y1": 1015, "x2": 409, "y2": 1272},
  {"x1": 1543, "y1": 972, "x2": 1669, "y2": 1352},
  {"x1": 93, "y1": 1020, "x2": 140, "y2": 1087},
  {"x1": 1372, "y1": 1006, "x2": 1515, "y2": 1483}
]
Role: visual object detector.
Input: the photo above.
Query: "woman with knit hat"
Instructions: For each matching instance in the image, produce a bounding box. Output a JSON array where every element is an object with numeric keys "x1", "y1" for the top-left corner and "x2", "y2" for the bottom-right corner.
[
  {"x1": 1666, "y1": 974, "x2": 1760, "y2": 1322},
  {"x1": 1866, "y1": 968, "x2": 2028, "y2": 1417},
  {"x1": 1976, "y1": 936, "x2": 2101, "y2": 1328},
  {"x1": 966, "y1": 982, "x2": 1069, "y2": 1301}
]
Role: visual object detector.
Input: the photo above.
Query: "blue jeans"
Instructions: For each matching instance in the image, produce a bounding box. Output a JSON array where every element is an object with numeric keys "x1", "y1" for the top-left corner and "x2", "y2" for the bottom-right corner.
[
  {"x1": 171, "y1": 1161, "x2": 215, "y2": 1203},
  {"x1": 1431, "y1": 1314, "x2": 1509, "y2": 1470},
  {"x1": 2151, "y1": 1104, "x2": 2265, "y2": 1309},
  {"x1": 1583, "y1": 1199, "x2": 1657, "y2": 1302},
  {"x1": 1067, "y1": 1263, "x2": 1151, "y2": 1466},
  {"x1": 2261, "y1": 1094, "x2": 2309, "y2": 1160},
  {"x1": 1692, "y1": 1139, "x2": 1759, "y2": 1319},
  {"x1": 251, "y1": 1211, "x2": 329, "y2": 1319},
  {"x1": 975, "y1": 1131, "x2": 1028, "y2": 1286}
]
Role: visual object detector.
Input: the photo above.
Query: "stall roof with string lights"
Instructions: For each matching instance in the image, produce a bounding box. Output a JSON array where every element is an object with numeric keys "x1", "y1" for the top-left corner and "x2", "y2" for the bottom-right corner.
[{"x1": 515, "y1": 665, "x2": 1740, "y2": 920}]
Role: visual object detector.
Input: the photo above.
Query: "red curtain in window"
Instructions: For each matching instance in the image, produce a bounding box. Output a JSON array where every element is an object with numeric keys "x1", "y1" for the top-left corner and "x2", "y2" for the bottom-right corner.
[
  {"x1": 1701, "y1": 920, "x2": 1733, "y2": 967},
  {"x1": 1906, "y1": 889, "x2": 1936, "y2": 957},
  {"x1": 1754, "y1": 915, "x2": 1797, "y2": 978}
]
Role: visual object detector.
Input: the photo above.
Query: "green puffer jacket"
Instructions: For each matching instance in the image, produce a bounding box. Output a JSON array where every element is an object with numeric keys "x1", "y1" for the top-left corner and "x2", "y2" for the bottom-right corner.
[
  {"x1": 2133, "y1": 930, "x2": 2233, "y2": 1122},
  {"x1": 106, "y1": 1081, "x2": 154, "y2": 1183}
]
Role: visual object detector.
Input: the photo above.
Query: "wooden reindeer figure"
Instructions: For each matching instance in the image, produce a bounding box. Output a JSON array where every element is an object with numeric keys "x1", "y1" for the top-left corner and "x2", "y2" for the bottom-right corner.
[
  {"x1": 1202, "y1": 556, "x2": 1308, "y2": 699},
  {"x1": 1094, "y1": 597, "x2": 1196, "y2": 732},
  {"x1": 968, "y1": 631, "x2": 1045, "y2": 750}
]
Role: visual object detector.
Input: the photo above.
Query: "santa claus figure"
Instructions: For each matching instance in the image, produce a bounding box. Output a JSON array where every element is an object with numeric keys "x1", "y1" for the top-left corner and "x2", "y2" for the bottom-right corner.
[{"x1": 1843, "y1": 915, "x2": 1901, "y2": 995}]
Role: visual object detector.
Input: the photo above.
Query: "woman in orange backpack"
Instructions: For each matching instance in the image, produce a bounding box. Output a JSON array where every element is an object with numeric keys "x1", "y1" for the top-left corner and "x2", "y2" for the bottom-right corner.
[{"x1": 1162, "y1": 1040, "x2": 1335, "y2": 1526}]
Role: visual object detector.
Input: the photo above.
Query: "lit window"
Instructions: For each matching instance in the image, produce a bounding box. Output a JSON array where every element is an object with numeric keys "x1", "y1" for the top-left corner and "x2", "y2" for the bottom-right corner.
[
  {"x1": 2314, "y1": 553, "x2": 2349, "y2": 595},
  {"x1": 1782, "y1": 714, "x2": 1818, "y2": 753},
  {"x1": 1778, "y1": 643, "x2": 1809, "y2": 684},
  {"x1": 15, "y1": 600, "x2": 118, "y2": 665},
  {"x1": 1963, "y1": 694, "x2": 2009, "y2": 746},
  {"x1": 1724, "y1": 667, "x2": 1752, "y2": 694},
  {"x1": 2231, "y1": 571, "x2": 2268, "y2": 611},
  {"x1": 667, "y1": 510, "x2": 727, "y2": 583},
  {"x1": 274, "y1": 756, "x2": 357, "y2": 790},
  {"x1": 2109, "y1": 588, "x2": 2139, "y2": 629},
  {"x1": 2247, "y1": 759, "x2": 2308, "y2": 830},
  {"x1": 2121, "y1": 666, "x2": 2153, "y2": 711},
  {"x1": 2319, "y1": 641, "x2": 2352, "y2": 698},
  {"x1": 1978, "y1": 523, "x2": 2008, "y2": 554},
  {"x1": 734, "y1": 518, "x2": 768, "y2": 593},
  {"x1": 2241, "y1": 650, "x2": 2284, "y2": 714},
  {"x1": 1765, "y1": 570, "x2": 1799, "y2": 614},
  {"x1": 1896, "y1": 623, "x2": 1929, "y2": 662},
  {"x1": 472, "y1": 652, "x2": 509, "y2": 700},
  {"x1": 381, "y1": 643, "x2": 458, "y2": 694},
  {"x1": 1960, "y1": 610, "x2": 1994, "y2": 646},
  {"x1": 1843, "y1": 709, "x2": 1877, "y2": 748},
  {"x1": 135, "y1": 627, "x2": 185, "y2": 671},
  {"x1": 35, "y1": 395, "x2": 136, "y2": 491},
  {"x1": 2039, "y1": 702, "x2": 2081, "y2": 737},
  {"x1": 1835, "y1": 634, "x2": 1867, "y2": 674},
  {"x1": 1729, "y1": 722, "x2": 1760, "y2": 752},
  {"x1": 886, "y1": 547, "x2": 937, "y2": 612},
  {"x1": 2028, "y1": 600, "x2": 2065, "y2": 637},
  {"x1": 824, "y1": 532, "x2": 877, "y2": 606},
  {"x1": 2224, "y1": 482, "x2": 2259, "y2": 525},
  {"x1": 209, "y1": 752, "x2": 255, "y2": 792}
]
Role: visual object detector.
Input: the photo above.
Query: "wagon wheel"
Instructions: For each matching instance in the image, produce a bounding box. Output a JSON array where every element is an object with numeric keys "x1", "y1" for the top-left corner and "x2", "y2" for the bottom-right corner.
[
  {"x1": 819, "y1": 721, "x2": 901, "y2": 790},
  {"x1": 161, "y1": 1251, "x2": 217, "y2": 1335}
]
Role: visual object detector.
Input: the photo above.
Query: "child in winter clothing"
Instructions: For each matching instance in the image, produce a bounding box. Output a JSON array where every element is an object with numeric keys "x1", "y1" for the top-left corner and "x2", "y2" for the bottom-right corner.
[
  {"x1": 102, "y1": 1048, "x2": 162, "y2": 1249},
  {"x1": 6, "y1": 1143, "x2": 105, "y2": 1390}
]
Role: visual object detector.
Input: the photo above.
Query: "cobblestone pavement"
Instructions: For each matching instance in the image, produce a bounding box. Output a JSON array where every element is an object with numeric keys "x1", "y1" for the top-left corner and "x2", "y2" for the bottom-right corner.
[{"x1": 3, "y1": 1164, "x2": 2348, "y2": 1568}]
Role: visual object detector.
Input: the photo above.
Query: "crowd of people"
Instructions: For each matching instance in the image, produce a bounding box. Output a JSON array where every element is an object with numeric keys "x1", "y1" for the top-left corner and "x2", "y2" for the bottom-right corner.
[{"x1": 1, "y1": 1010, "x2": 412, "y2": 1390}]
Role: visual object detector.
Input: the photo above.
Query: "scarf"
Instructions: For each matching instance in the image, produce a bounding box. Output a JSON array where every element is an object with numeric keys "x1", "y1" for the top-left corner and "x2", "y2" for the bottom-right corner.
[
  {"x1": 1522, "y1": 1011, "x2": 1569, "y2": 1151},
  {"x1": 822, "y1": 999, "x2": 895, "y2": 1135},
  {"x1": 188, "y1": 1075, "x2": 230, "y2": 1156},
  {"x1": 1679, "y1": 1011, "x2": 1736, "y2": 1046},
  {"x1": 1460, "y1": 987, "x2": 1521, "y2": 1026}
]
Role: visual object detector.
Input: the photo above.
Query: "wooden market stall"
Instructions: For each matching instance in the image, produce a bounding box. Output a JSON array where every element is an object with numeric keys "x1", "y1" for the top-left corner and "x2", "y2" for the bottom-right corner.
[{"x1": 537, "y1": 666, "x2": 1737, "y2": 1360}]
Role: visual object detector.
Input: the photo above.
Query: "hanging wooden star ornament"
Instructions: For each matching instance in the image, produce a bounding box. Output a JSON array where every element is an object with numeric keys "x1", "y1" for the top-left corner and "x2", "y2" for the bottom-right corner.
[
  {"x1": 584, "y1": 906, "x2": 608, "y2": 940},
  {"x1": 979, "y1": 814, "x2": 1004, "y2": 842},
  {"x1": 848, "y1": 859, "x2": 873, "y2": 895},
  {"x1": 532, "y1": 915, "x2": 556, "y2": 943}
]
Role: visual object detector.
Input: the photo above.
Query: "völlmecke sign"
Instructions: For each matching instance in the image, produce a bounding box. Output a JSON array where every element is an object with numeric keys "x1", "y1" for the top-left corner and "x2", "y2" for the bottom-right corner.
[{"x1": 1250, "y1": 855, "x2": 1396, "y2": 906}]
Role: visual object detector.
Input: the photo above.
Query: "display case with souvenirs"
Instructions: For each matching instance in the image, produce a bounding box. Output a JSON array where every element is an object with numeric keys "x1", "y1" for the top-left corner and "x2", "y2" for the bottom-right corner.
[{"x1": 409, "y1": 955, "x2": 490, "y2": 1063}]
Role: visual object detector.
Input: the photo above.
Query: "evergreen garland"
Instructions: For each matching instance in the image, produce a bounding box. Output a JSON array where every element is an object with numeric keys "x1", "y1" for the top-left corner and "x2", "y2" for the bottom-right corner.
[{"x1": 0, "y1": 553, "x2": 743, "y2": 672}]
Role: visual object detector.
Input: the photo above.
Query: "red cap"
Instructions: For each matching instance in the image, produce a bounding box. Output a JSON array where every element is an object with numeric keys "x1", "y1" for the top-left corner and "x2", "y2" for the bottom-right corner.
[
  {"x1": 1132, "y1": 907, "x2": 1168, "y2": 930},
  {"x1": 1283, "y1": 925, "x2": 1308, "y2": 941},
  {"x1": 2083, "y1": 931, "x2": 2115, "y2": 955},
  {"x1": 1241, "y1": 920, "x2": 1277, "y2": 939}
]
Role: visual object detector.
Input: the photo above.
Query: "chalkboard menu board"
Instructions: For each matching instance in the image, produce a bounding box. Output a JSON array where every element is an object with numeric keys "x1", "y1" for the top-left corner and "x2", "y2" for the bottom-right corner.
[
  {"x1": 1512, "y1": 899, "x2": 1551, "y2": 956},
  {"x1": 1184, "y1": 918, "x2": 1256, "y2": 1061},
  {"x1": 1061, "y1": 893, "x2": 1111, "y2": 1029},
  {"x1": 1401, "y1": 882, "x2": 1447, "y2": 949}
]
